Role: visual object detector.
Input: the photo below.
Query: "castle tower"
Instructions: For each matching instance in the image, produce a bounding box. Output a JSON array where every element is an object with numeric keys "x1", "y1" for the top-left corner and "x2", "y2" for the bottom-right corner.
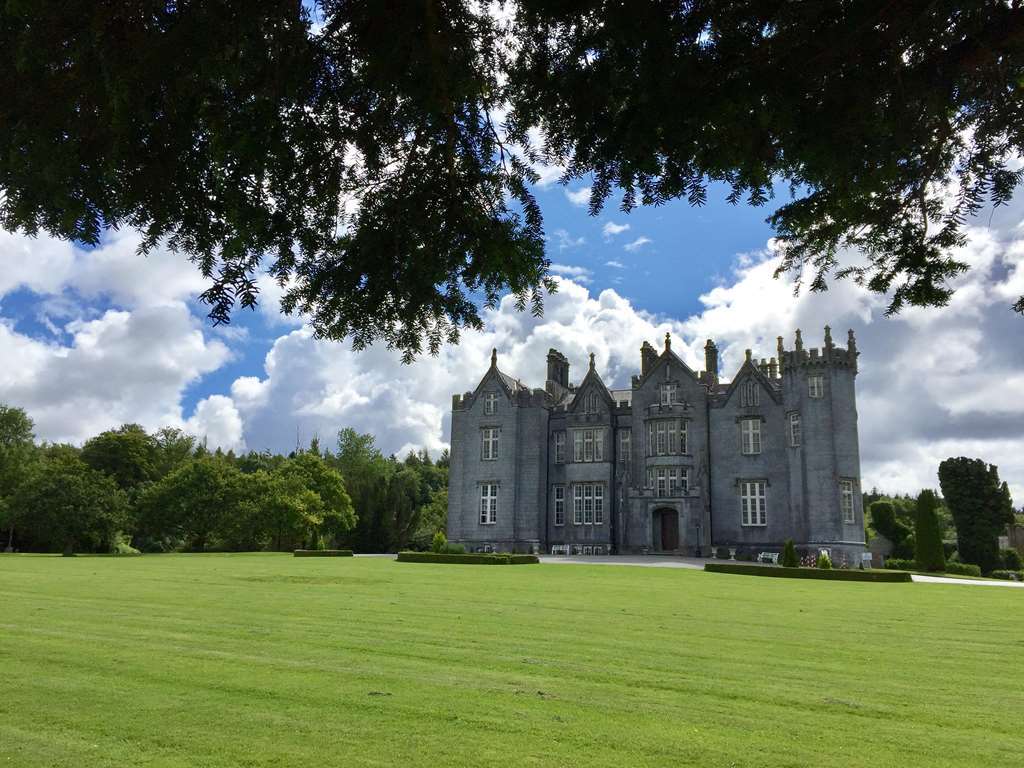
[{"x1": 781, "y1": 327, "x2": 863, "y2": 564}]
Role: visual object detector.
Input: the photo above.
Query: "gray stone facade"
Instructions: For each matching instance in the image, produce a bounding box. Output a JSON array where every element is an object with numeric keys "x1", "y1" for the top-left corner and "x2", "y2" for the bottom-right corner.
[{"x1": 448, "y1": 330, "x2": 866, "y2": 564}]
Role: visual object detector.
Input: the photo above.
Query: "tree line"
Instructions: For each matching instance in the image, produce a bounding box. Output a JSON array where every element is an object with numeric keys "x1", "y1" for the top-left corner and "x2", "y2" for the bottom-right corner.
[{"x1": 0, "y1": 405, "x2": 447, "y2": 556}]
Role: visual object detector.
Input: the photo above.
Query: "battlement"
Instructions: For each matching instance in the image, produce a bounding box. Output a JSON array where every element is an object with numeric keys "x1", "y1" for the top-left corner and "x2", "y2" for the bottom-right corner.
[{"x1": 778, "y1": 326, "x2": 859, "y2": 375}]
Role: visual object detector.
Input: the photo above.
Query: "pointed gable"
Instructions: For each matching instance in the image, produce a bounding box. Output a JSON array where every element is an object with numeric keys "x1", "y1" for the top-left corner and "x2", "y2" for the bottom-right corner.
[
  {"x1": 570, "y1": 353, "x2": 614, "y2": 413},
  {"x1": 722, "y1": 351, "x2": 781, "y2": 406}
]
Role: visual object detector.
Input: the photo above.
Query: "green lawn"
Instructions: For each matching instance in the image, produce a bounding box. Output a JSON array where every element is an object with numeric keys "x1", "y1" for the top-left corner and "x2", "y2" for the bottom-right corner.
[{"x1": 1, "y1": 554, "x2": 1021, "y2": 767}]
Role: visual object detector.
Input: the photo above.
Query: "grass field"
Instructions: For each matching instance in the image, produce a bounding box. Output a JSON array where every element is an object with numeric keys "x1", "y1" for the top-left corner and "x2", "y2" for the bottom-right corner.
[{"x1": 1, "y1": 554, "x2": 1022, "y2": 767}]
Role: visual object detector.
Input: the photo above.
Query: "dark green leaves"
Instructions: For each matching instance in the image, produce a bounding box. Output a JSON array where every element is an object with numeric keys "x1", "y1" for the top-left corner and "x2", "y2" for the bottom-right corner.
[{"x1": 2, "y1": 1, "x2": 1022, "y2": 357}]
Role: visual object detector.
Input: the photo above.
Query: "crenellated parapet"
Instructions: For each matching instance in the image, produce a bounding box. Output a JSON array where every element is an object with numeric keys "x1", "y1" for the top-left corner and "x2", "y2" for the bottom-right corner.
[{"x1": 780, "y1": 327, "x2": 859, "y2": 374}]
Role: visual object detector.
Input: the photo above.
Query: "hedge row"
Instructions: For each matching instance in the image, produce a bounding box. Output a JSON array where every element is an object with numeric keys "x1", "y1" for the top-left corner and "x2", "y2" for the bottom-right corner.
[
  {"x1": 989, "y1": 569, "x2": 1024, "y2": 581},
  {"x1": 704, "y1": 562, "x2": 912, "y2": 582},
  {"x1": 293, "y1": 549, "x2": 354, "y2": 557},
  {"x1": 396, "y1": 551, "x2": 539, "y2": 565},
  {"x1": 885, "y1": 558, "x2": 983, "y2": 577}
]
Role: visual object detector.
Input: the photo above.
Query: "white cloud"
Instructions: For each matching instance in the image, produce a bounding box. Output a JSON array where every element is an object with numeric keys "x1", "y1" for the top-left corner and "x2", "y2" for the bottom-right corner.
[
  {"x1": 565, "y1": 187, "x2": 592, "y2": 207},
  {"x1": 602, "y1": 221, "x2": 630, "y2": 239},
  {"x1": 3, "y1": 194, "x2": 1024, "y2": 504},
  {"x1": 549, "y1": 229, "x2": 585, "y2": 251},
  {"x1": 605, "y1": 260, "x2": 625, "y2": 269},
  {"x1": 548, "y1": 264, "x2": 593, "y2": 284},
  {"x1": 624, "y1": 236, "x2": 652, "y2": 252}
]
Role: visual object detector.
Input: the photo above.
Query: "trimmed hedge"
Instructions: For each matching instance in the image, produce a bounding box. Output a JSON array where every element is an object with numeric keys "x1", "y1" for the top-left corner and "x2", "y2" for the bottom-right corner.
[
  {"x1": 293, "y1": 549, "x2": 353, "y2": 557},
  {"x1": 944, "y1": 561, "x2": 982, "y2": 577},
  {"x1": 990, "y1": 569, "x2": 1024, "y2": 581},
  {"x1": 396, "y1": 551, "x2": 538, "y2": 565},
  {"x1": 705, "y1": 562, "x2": 912, "y2": 583},
  {"x1": 884, "y1": 558, "x2": 916, "y2": 571}
]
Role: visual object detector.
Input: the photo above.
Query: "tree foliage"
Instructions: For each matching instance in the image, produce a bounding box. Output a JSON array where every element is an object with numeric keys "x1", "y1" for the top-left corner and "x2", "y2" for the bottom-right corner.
[
  {"x1": 913, "y1": 489, "x2": 946, "y2": 573},
  {"x1": 81, "y1": 424, "x2": 159, "y2": 493},
  {"x1": 868, "y1": 500, "x2": 914, "y2": 559},
  {"x1": 13, "y1": 445, "x2": 129, "y2": 555},
  {"x1": 781, "y1": 538, "x2": 798, "y2": 568},
  {"x1": 938, "y1": 457, "x2": 1015, "y2": 574},
  {"x1": 2, "y1": 2, "x2": 1022, "y2": 357}
]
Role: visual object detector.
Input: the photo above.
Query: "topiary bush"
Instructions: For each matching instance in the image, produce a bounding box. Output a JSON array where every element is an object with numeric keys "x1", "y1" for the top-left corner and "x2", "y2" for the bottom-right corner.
[
  {"x1": 944, "y1": 561, "x2": 982, "y2": 577},
  {"x1": 1001, "y1": 548, "x2": 1022, "y2": 571},
  {"x1": 431, "y1": 531, "x2": 447, "y2": 553},
  {"x1": 989, "y1": 569, "x2": 1023, "y2": 581},
  {"x1": 914, "y1": 489, "x2": 946, "y2": 572},
  {"x1": 816, "y1": 552, "x2": 833, "y2": 569},
  {"x1": 781, "y1": 539, "x2": 799, "y2": 568},
  {"x1": 715, "y1": 546, "x2": 731, "y2": 560},
  {"x1": 441, "y1": 542, "x2": 466, "y2": 554}
]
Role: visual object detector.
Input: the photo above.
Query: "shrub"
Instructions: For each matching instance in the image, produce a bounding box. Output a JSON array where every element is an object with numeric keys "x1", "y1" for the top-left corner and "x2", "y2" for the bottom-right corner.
[
  {"x1": 1001, "y1": 548, "x2": 1023, "y2": 571},
  {"x1": 884, "y1": 558, "x2": 915, "y2": 571},
  {"x1": 704, "y1": 563, "x2": 911, "y2": 582},
  {"x1": 781, "y1": 539, "x2": 799, "y2": 568},
  {"x1": 914, "y1": 489, "x2": 946, "y2": 572},
  {"x1": 989, "y1": 569, "x2": 1023, "y2": 581},
  {"x1": 441, "y1": 542, "x2": 466, "y2": 555},
  {"x1": 293, "y1": 549, "x2": 354, "y2": 557},
  {"x1": 944, "y1": 561, "x2": 982, "y2": 577},
  {"x1": 396, "y1": 551, "x2": 537, "y2": 565},
  {"x1": 816, "y1": 552, "x2": 832, "y2": 569},
  {"x1": 734, "y1": 549, "x2": 755, "y2": 562},
  {"x1": 715, "y1": 546, "x2": 731, "y2": 559},
  {"x1": 870, "y1": 501, "x2": 913, "y2": 557},
  {"x1": 431, "y1": 531, "x2": 447, "y2": 553}
]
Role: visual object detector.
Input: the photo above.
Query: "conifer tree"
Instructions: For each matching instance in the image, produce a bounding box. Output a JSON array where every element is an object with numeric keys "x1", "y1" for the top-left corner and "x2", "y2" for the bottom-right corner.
[{"x1": 914, "y1": 489, "x2": 946, "y2": 573}]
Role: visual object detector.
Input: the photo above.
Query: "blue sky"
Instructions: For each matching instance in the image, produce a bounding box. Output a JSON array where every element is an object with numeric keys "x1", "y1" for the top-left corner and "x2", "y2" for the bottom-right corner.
[{"x1": 1, "y1": 153, "x2": 1023, "y2": 500}]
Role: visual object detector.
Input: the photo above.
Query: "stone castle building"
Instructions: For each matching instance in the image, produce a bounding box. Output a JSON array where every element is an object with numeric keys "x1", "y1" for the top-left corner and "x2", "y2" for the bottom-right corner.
[{"x1": 447, "y1": 329, "x2": 866, "y2": 563}]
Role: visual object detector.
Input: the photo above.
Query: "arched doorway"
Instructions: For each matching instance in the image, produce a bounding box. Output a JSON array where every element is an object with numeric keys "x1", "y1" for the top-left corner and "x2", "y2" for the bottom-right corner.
[{"x1": 653, "y1": 508, "x2": 680, "y2": 552}]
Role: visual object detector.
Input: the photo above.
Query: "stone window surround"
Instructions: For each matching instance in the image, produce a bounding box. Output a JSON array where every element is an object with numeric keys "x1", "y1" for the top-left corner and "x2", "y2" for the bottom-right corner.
[
  {"x1": 478, "y1": 482, "x2": 499, "y2": 525},
  {"x1": 839, "y1": 478, "x2": 857, "y2": 523},
  {"x1": 737, "y1": 478, "x2": 768, "y2": 527},
  {"x1": 572, "y1": 482, "x2": 605, "y2": 525},
  {"x1": 788, "y1": 411, "x2": 801, "y2": 448},
  {"x1": 480, "y1": 426, "x2": 500, "y2": 461},
  {"x1": 553, "y1": 485, "x2": 566, "y2": 526},
  {"x1": 645, "y1": 417, "x2": 690, "y2": 457},
  {"x1": 738, "y1": 416, "x2": 763, "y2": 455},
  {"x1": 483, "y1": 392, "x2": 498, "y2": 415}
]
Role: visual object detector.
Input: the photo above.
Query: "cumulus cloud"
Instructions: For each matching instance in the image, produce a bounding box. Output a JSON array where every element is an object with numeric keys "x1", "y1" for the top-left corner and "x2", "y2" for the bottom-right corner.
[
  {"x1": 548, "y1": 264, "x2": 593, "y2": 284},
  {"x1": 564, "y1": 186, "x2": 591, "y2": 207},
  {"x1": 602, "y1": 221, "x2": 630, "y2": 239},
  {"x1": 605, "y1": 260, "x2": 625, "y2": 269},
  {"x1": 624, "y1": 236, "x2": 652, "y2": 252},
  {"x1": 3, "y1": 195, "x2": 1024, "y2": 503}
]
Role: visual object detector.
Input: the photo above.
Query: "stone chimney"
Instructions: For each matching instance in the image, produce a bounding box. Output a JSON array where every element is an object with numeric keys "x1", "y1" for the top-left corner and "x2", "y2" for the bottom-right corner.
[
  {"x1": 546, "y1": 348, "x2": 570, "y2": 389},
  {"x1": 703, "y1": 339, "x2": 719, "y2": 385},
  {"x1": 641, "y1": 341, "x2": 658, "y2": 376}
]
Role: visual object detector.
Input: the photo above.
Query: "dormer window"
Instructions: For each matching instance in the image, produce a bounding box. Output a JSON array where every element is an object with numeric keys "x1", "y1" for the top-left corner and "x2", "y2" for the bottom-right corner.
[
  {"x1": 660, "y1": 383, "x2": 677, "y2": 406},
  {"x1": 741, "y1": 380, "x2": 759, "y2": 407},
  {"x1": 584, "y1": 392, "x2": 599, "y2": 413},
  {"x1": 483, "y1": 392, "x2": 498, "y2": 415}
]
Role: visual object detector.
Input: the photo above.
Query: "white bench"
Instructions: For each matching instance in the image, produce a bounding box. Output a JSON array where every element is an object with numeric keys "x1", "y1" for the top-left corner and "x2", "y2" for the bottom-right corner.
[
  {"x1": 550, "y1": 544, "x2": 569, "y2": 556},
  {"x1": 758, "y1": 551, "x2": 780, "y2": 565}
]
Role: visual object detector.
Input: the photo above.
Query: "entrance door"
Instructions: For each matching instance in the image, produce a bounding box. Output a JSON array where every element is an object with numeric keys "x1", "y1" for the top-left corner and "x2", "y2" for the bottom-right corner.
[{"x1": 659, "y1": 510, "x2": 679, "y2": 551}]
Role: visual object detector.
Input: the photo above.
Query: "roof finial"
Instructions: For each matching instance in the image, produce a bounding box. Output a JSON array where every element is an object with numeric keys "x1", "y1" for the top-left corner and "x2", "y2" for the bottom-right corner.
[
  {"x1": 795, "y1": 329, "x2": 803, "y2": 351},
  {"x1": 848, "y1": 328, "x2": 857, "y2": 351},
  {"x1": 589, "y1": 352, "x2": 596, "y2": 371},
  {"x1": 745, "y1": 348, "x2": 752, "y2": 363},
  {"x1": 824, "y1": 325, "x2": 833, "y2": 349},
  {"x1": 664, "y1": 332, "x2": 671, "y2": 351},
  {"x1": 490, "y1": 348, "x2": 497, "y2": 367}
]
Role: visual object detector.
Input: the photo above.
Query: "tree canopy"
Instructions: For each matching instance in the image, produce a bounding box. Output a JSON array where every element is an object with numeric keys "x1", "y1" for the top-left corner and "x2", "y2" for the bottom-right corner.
[
  {"x1": 2, "y1": 1, "x2": 1022, "y2": 357},
  {"x1": 938, "y1": 456, "x2": 1015, "y2": 574}
]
